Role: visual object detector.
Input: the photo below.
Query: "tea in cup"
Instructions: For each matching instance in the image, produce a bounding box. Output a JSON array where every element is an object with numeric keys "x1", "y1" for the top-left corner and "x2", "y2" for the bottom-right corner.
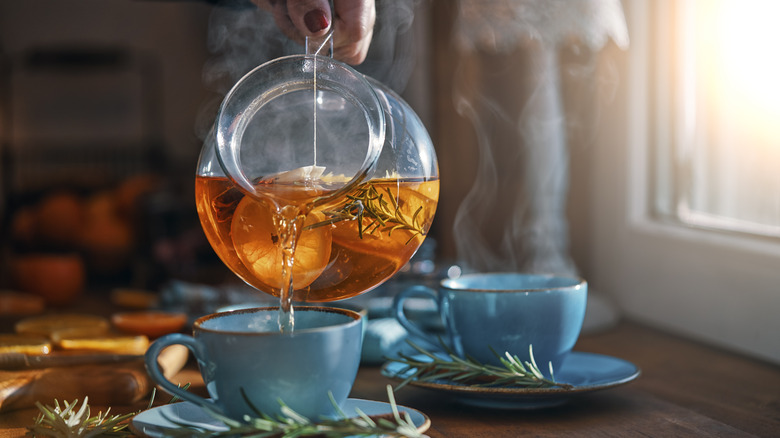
[
  {"x1": 393, "y1": 273, "x2": 587, "y2": 374},
  {"x1": 145, "y1": 306, "x2": 363, "y2": 420}
]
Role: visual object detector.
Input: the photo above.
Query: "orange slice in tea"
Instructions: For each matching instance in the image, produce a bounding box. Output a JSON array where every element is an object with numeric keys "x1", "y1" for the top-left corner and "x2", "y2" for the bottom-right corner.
[
  {"x1": 231, "y1": 197, "x2": 332, "y2": 290},
  {"x1": 331, "y1": 181, "x2": 438, "y2": 256}
]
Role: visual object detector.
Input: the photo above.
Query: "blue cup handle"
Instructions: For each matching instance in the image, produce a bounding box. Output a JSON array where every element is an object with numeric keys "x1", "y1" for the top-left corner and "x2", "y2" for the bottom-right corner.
[
  {"x1": 393, "y1": 285, "x2": 445, "y2": 351},
  {"x1": 145, "y1": 334, "x2": 221, "y2": 414}
]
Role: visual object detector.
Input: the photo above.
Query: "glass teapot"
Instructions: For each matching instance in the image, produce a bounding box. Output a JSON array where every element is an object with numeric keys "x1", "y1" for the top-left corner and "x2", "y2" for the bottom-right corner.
[{"x1": 195, "y1": 53, "x2": 439, "y2": 303}]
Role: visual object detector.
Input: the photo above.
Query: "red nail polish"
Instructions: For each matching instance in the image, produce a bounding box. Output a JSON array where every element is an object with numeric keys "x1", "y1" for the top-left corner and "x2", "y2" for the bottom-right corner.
[{"x1": 304, "y1": 9, "x2": 329, "y2": 33}]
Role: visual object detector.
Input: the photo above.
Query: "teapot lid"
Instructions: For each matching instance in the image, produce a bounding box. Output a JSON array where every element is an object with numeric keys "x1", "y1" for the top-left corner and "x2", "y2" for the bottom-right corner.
[{"x1": 215, "y1": 54, "x2": 385, "y2": 204}]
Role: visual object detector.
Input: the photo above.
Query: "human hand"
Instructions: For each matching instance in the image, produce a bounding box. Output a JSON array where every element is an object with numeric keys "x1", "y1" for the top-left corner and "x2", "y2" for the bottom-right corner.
[{"x1": 251, "y1": 0, "x2": 376, "y2": 65}]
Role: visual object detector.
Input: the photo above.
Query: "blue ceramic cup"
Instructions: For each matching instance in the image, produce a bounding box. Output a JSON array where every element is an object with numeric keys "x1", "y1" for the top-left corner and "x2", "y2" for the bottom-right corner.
[
  {"x1": 145, "y1": 306, "x2": 363, "y2": 421},
  {"x1": 393, "y1": 273, "x2": 587, "y2": 375}
]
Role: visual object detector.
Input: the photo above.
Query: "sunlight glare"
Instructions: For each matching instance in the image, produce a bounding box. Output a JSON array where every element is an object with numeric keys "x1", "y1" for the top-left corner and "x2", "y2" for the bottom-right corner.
[{"x1": 718, "y1": 0, "x2": 780, "y2": 122}]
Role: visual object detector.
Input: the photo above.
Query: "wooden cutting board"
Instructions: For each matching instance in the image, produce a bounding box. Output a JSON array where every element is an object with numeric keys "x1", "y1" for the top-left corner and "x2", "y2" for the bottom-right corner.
[{"x1": 0, "y1": 345, "x2": 187, "y2": 412}]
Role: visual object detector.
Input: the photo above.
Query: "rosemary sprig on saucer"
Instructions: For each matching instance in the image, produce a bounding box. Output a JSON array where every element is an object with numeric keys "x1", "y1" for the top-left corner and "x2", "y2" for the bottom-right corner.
[
  {"x1": 161, "y1": 385, "x2": 422, "y2": 438},
  {"x1": 387, "y1": 341, "x2": 574, "y2": 390}
]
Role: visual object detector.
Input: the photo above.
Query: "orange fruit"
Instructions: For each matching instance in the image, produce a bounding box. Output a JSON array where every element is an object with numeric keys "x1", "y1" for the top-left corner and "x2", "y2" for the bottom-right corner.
[
  {"x1": 231, "y1": 198, "x2": 332, "y2": 290},
  {"x1": 10, "y1": 207, "x2": 38, "y2": 245},
  {"x1": 79, "y1": 191, "x2": 134, "y2": 274},
  {"x1": 111, "y1": 311, "x2": 187, "y2": 338},
  {"x1": 83, "y1": 190, "x2": 118, "y2": 219},
  {"x1": 35, "y1": 191, "x2": 84, "y2": 246},
  {"x1": 12, "y1": 254, "x2": 86, "y2": 306},
  {"x1": 80, "y1": 201, "x2": 133, "y2": 255},
  {"x1": 114, "y1": 173, "x2": 160, "y2": 217}
]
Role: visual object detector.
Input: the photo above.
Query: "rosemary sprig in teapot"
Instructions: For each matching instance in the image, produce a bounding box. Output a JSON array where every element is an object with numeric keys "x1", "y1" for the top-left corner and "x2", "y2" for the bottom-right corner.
[{"x1": 305, "y1": 182, "x2": 426, "y2": 242}]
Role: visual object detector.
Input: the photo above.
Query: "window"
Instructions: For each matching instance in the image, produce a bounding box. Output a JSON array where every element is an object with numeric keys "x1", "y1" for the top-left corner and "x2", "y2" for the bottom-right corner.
[
  {"x1": 655, "y1": 0, "x2": 780, "y2": 239},
  {"x1": 590, "y1": 0, "x2": 780, "y2": 364}
]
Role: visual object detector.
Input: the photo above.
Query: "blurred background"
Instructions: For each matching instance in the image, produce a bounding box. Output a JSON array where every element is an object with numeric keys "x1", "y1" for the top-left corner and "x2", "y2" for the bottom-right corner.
[
  {"x1": 0, "y1": 0, "x2": 214, "y2": 290},
  {"x1": 1, "y1": 0, "x2": 778, "y2": 365}
]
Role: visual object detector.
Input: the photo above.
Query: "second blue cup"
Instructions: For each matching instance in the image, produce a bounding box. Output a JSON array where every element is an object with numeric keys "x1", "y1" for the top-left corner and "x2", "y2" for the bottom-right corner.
[{"x1": 393, "y1": 273, "x2": 587, "y2": 375}]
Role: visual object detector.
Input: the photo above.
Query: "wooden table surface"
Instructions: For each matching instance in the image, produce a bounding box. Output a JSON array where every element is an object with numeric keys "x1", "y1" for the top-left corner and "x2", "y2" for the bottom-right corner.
[
  {"x1": 1, "y1": 321, "x2": 778, "y2": 437},
  {"x1": 367, "y1": 322, "x2": 779, "y2": 437}
]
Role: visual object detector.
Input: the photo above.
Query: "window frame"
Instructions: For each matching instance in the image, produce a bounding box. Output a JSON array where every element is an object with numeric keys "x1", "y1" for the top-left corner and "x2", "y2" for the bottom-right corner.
[{"x1": 589, "y1": 0, "x2": 780, "y2": 364}]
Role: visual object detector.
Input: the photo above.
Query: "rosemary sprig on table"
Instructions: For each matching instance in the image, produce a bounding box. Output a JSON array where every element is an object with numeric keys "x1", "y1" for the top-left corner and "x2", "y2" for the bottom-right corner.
[
  {"x1": 387, "y1": 341, "x2": 574, "y2": 390},
  {"x1": 26, "y1": 387, "x2": 183, "y2": 438},
  {"x1": 27, "y1": 386, "x2": 422, "y2": 438},
  {"x1": 159, "y1": 385, "x2": 422, "y2": 438},
  {"x1": 26, "y1": 393, "x2": 153, "y2": 438},
  {"x1": 305, "y1": 182, "x2": 425, "y2": 242}
]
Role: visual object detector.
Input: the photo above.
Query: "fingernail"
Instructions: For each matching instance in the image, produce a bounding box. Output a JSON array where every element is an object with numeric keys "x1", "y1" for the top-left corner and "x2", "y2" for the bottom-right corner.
[{"x1": 304, "y1": 9, "x2": 329, "y2": 33}]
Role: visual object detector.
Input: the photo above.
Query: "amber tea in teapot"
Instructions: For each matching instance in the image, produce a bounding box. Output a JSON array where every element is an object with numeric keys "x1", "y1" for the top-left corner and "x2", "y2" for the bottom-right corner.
[{"x1": 196, "y1": 174, "x2": 438, "y2": 302}]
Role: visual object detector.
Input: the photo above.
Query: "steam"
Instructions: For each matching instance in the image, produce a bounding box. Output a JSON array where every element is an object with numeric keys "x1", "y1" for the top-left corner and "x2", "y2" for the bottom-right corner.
[
  {"x1": 451, "y1": 0, "x2": 628, "y2": 275},
  {"x1": 197, "y1": 0, "x2": 421, "y2": 140}
]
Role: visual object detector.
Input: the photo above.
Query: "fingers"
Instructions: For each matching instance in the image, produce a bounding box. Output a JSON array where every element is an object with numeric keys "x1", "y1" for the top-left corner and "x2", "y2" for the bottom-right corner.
[
  {"x1": 331, "y1": 0, "x2": 375, "y2": 64},
  {"x1": 251, "y1": 0, "x2": 376, "y2": 65},
  {"x1": 249, "y1": 0, "x2": 304, "y2": 47}
]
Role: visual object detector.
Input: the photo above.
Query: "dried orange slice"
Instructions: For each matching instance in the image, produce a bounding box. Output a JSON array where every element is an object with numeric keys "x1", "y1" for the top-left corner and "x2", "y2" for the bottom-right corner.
[
  {"x1": 231, "y1": 197, "x2": 332, "y2": 290},
  {"x1": 0, "y1": 334, "x2": 52, "y2": 355},
  {"x1": 111, "y1": 311, "x2": 187, "y2": 338},
  {"x1": 55, "y1": 333, "x2": 149, "y2": 355},
  {"x1": 15, "y1": 314, "x2": 110, "y2": 339},
  {"x1": 110, "y1": 288, "x2": 159, "y2": 309}
]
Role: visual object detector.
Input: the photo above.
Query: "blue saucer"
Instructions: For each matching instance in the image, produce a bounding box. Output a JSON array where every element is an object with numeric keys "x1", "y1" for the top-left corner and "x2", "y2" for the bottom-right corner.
[
  {"x1": 382, "y1": 351, "x2": 640, "y2": 409},
  {"x1": 131, "y1": 398, "x2": 430, "y2": 437}
]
